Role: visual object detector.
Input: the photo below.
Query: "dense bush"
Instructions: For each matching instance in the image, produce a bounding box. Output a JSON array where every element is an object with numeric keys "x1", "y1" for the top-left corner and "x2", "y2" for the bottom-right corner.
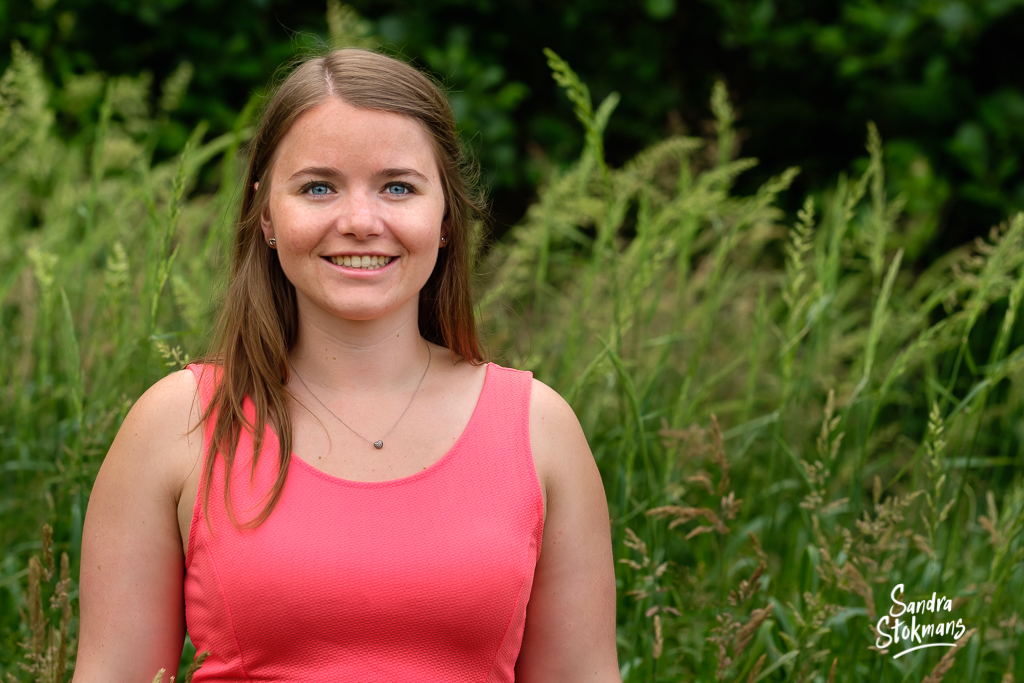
[{"x1": 2, "y1": 33, "x2": 1023, "y2": 683}]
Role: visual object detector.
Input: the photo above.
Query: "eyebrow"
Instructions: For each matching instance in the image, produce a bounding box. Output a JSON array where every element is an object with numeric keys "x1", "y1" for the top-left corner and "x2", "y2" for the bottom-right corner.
[
  {"x1": 378, "y1": 167, "x2": 430, "y2": 182},
  {"x1": 288, "y1": 166, "x2": 340, "y2": 182},
  {"x1": 287, "y1": 166, "x2": 430, "y2": 182}
]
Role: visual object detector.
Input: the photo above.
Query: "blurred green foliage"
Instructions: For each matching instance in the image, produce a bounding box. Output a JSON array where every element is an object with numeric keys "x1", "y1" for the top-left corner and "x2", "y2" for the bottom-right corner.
[
  {"x1": 3, "y1": 0, "x2": 1024, "y2": 250},
  {"x1": 3, "y1": 36, "x2": 1024, "y2": 680},
  {"x1": 702, "y1": 0, "x2": 1024, "y2": 256}
]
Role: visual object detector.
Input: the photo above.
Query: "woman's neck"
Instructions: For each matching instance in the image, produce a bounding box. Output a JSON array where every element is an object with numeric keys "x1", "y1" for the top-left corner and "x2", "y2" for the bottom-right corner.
[{"x1": 288, "y1": 301, "x2": 432, "y2": 399}]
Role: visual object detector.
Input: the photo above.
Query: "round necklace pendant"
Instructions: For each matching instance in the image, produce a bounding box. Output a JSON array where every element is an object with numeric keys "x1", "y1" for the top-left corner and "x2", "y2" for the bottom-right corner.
[{"x1": 373, "y1": 440, "x2": 384, "y2": 449}]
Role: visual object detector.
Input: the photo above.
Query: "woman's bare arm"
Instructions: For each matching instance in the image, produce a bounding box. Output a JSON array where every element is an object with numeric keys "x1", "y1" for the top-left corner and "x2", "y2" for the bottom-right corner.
[
  {"x1": 74, "y1": 369, "x2": 202, "y2": 682},
  {"x1": 516, "y1": 378, "x2": 622, "y2": 683}
]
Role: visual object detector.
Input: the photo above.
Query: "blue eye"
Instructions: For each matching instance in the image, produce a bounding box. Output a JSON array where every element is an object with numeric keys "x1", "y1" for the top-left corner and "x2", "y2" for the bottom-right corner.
[
  {"x1": 386, "y1": 183, "x2": 411, "y2": 195},
  {"x1": 309, "y1": 183, "x2": 330, "y2": 195}
]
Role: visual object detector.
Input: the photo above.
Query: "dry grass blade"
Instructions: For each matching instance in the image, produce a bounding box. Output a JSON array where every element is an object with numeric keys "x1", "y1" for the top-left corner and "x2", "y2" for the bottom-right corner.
[
  {"x1": 729, "y1": 561, "x2": 766, "y2": 605},
  {"x1": 54, "y1": 552, "x2": 72, "y2": 683},
  {"x1": 686, "y1": 524, "x2": 722, "y2": 539},
  {"x1": 746, "y1": 653, "x2": 766, "y2": 683},
  {"x1": 148, "y1": 649, "x2": 209, "y2": 683},
  {"x1": 721, "y1": 491, "x2": 743, "y2": 520},
  {"x1": 748, "y1": 532, "x2": 767, "y2": 563},
  {"x1": 979, "y1": 490, "x2": 1001, "y2": 548},
  {"x1": 652, "y1": 614, "x2": 663, "y2": 659},
  {"x1": 841, "y1": 562, "x2": 877, "y2": 621},
  {"x1": 622, "y1": 526, "x2": 648, "y2": 555},
  {"x1": 648, "y1": 505, "x2": 728, "y2": 535},
  {"x1": 734, "y1": 603, "x2": 774, "y2": 656},
  {"x1": 11, "y1": 526, "x2": 78, "y2": 683},
  {"x1": 183, "y1": 650, "x2": 210, "y2": 683},
  {"x1": 687, "y1": 472, "x2": 715, "y2": 494},
  {"x1": 41, "y1": 525, "x2": 54, "y2": 581},
  {"x1": 27, "y1": 556, "x2": 45, "y2": 656},
  {"x1": 921, "y1": 628, "x2": 977, "y2": 683}
]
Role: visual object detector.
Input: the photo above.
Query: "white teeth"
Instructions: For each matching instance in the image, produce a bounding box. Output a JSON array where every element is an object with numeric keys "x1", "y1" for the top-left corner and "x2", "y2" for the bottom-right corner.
[{"x1": 329, "y1": 255, "x2": 392, "y2": 270}]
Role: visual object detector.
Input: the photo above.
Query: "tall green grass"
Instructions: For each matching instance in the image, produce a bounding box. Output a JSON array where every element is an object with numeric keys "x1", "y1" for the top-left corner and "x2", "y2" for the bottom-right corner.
[
  {"x1": 478, "y1": 50, "x2": 1024, "y2": 683},
  {"x1": 0, "y1": 40, "x2": 247, "y2": 679},
  {"x1": 2, "y1": 33, "x2": 1022, "y2": 683}
]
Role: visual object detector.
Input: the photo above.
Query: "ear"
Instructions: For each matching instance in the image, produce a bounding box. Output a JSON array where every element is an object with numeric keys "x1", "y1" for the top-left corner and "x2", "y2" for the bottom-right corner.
[{"x1": 255, "y1": 182, "x2": 274, "y2": 243}]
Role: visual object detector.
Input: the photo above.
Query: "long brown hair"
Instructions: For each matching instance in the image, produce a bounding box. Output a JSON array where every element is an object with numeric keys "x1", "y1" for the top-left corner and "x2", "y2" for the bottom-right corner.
[{"x1": 201, "y1": 48, "x2": 486, "y2": 527}]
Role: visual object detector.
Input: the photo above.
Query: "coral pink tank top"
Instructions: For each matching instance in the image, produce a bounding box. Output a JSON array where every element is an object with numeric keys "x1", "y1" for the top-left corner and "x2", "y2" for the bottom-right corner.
[{"x1": 183, "y1": 362, "x2": 544, "y2": 682}]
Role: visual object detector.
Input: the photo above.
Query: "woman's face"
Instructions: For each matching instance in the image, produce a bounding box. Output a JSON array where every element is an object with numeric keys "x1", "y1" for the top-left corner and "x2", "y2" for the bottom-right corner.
[{"x1": 260, "y1": 97, "x2": 447, "y2": 326}]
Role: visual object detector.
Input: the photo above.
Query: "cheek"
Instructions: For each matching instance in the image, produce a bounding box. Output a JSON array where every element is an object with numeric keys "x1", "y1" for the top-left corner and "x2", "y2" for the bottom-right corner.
[
  {"x1": 394, "y1": 200, "x2": 445, "y2": 247},
  {"x1": 274, "y1": 204, "x2": 326, "y2": 250}
]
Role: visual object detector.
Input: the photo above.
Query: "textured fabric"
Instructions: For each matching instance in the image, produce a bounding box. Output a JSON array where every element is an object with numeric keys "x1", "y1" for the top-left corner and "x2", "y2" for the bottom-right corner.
[{"x1": 183, "y1": 362, "x2": 544, "y2": 682}]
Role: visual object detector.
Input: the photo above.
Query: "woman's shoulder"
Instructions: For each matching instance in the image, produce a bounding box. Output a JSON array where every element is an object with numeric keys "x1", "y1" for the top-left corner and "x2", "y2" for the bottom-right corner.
[
  {"x1": 101, "y1": 368, "x2": 205, "y2": 498},
  {"x1": 527, "y1": 374, "x2": 593, "y2": 493},
  {"x1": 474, "y1": 360, "x2": 577, "y2": 429},
  {"x1": 132, "y1": 368, "x2": 203, "y2": 424},
  {"x1": 123, "y1": 367, "x2": 204, "y2": 452},
  {"x1": 527, "y1": 376, "x2": 582, "y2": 440}
]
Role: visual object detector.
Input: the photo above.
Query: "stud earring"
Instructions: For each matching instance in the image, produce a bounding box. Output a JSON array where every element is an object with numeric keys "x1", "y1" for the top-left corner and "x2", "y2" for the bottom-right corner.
[
  {"x1": 268, "y1": 238, "x2": 276, "y2": 247},
  {"x1": 440, "y1": 236, "x2": 447, "y2": 246}
]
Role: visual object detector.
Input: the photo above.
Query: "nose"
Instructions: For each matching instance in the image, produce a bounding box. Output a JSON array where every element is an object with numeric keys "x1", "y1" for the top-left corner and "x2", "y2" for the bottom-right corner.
[{"x1": 334, "y1": 187, "x2": 384, "y2": 239}]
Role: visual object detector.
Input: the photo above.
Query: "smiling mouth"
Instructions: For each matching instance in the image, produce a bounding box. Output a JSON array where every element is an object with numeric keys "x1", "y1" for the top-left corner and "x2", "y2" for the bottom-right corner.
[{"x1": 326, "y1": 255, "x2": 394, "y2": 270}]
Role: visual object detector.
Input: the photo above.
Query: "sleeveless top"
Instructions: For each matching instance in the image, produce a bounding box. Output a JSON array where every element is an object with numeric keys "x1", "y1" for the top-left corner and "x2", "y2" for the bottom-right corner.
[{"x1": 183, "y1": 362, "x2": 545, "y2": 682}]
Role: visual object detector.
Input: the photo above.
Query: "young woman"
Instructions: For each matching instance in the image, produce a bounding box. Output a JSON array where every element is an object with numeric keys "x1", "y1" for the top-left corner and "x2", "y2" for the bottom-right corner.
[{"x1": 74, "y1": 48, "x2": 620, "y2": 682}]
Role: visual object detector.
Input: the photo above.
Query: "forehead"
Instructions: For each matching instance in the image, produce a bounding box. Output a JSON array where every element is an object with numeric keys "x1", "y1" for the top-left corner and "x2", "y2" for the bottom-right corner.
[{"x1": 271, "y1": 98, "x2": 440, "y2": 179}]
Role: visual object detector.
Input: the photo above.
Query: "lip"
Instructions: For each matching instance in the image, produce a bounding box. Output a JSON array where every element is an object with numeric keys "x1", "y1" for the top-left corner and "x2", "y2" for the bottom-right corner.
[
  {"x1": 324, "y1": 253, "x2": 396, "y2": 258},
  {"x1": 322, "y1": 255, "x2": 398, "y2": 278}
]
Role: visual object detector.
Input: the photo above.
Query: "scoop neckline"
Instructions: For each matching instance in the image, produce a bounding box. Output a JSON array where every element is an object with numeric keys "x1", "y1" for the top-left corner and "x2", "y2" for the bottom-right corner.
[{"x1": 283, "y1": 361, "x2": 493, "y2": 488}]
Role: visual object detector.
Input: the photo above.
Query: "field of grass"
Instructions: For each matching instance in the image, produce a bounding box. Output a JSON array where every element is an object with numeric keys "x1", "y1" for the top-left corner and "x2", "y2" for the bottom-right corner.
[{"x1": 2, "y1": 33, "x2": 1023, "y2": 683}]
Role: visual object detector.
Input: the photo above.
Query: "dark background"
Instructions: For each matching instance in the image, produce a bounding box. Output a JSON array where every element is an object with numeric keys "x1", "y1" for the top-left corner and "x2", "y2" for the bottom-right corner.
[{"x1": 4, "y1": 0, "x2": 1024, "y2": 259}]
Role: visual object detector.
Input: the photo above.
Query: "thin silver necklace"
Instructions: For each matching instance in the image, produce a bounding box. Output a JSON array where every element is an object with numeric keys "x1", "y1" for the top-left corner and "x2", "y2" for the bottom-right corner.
[{"x1": 288, "y1": 339, "x2": 431, "y2": 450}]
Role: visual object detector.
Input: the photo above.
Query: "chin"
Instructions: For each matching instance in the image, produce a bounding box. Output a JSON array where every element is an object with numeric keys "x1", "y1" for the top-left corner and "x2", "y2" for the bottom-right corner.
[
  {"x1": 328, "y1": 302, "x2": 398, "y2": 322},
  {"x1": 300, "y1": 291, "x2": 412, "y2": 324}
]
